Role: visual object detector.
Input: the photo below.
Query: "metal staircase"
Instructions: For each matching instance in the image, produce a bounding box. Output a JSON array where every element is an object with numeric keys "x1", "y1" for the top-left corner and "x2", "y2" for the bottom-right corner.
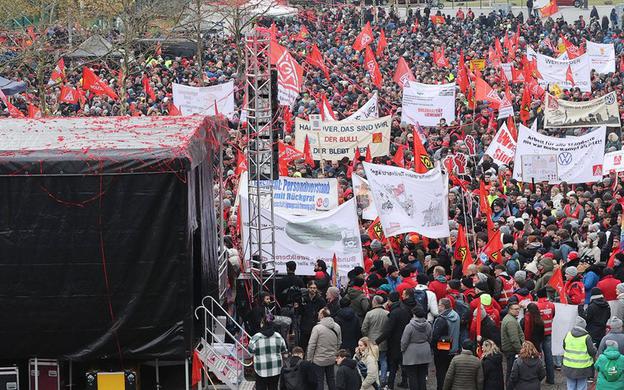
[{"x1": 194, "y1": 296, "x2": 254, "y2": 390}]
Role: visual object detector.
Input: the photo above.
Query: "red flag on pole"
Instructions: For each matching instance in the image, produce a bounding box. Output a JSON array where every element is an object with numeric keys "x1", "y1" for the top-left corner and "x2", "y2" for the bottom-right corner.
[
  {"x1": 475, "y1": 77, "x2": 501, "y2": 108},
  {"x1": 307, "y1": 44, "x2": 329, "y2": 80},
  {"x1": 168, "y1": 103, "x2": 181, "y2": 116},
  {"x1": 353, "y1": 22, "x2": 374, "y2": 51},
  {"x1": 27, "y1": 103, "x2": 41, "y2": 118},
  {"x1": 304, "y1": 135, "x2": 315, "y2": 167},
  {"x1": 331, "y1": 253, "x2": 339, "y2": 287},
  {"x1": 368, "y1": 217, "x2": 386, "y2": 242},
  {"x1": 82, "y1": 67, "x2": 118, "y2": 100},
  {"x1": 365, "y1": 145, "x2": 372, "y2": 163},
  {"x1": 392, "y1": 145, "x2": 405, "y2": 168},
  {"x1": 59, "y1": 85, "x2": 79, "y2": 104},
  {"x1": 519, "y1": 85, "x2": 531, "y2": 125},
  {"x1": 457, "y1": 50, "x2": 469, "y2": 94},
  {"x1": 548, "y1": 267, "x2": 568, "y2": 304},
  {"x1": 393, "y1": 57, "x2": 416, "y2": 88},
  {"x1": 483, "y1": 232, "x2": 503, "y2": 264},
  {"x1": 235, "y1": 150, "x2": 248, "y2": 175},
  {"x1": 48, "y1": 58, "x2": 65, "y2": 85},
  {"x1": 479, "y1": 180, "x2": 490, "y2": 215},
  {"x1": 142, "y1": 74, "x2": 156, "y2": 101},
  {"x1": 456, "y1": 224, "x2": 474, "y2": 275},
  {"x1": 376, "y1": 29, "x2": 387, "y2": 57},
  {"x1": 191, "y1": 350, "x2": 202, "y2": 387},
  {"x1": 347, "y1": 147, "x2": 361, "y2": 179},
  {"x1": 413, "y1": 128, "x2": 433, "y2": 173},
  {"x1": 540, "y1": 0, "x2": 559, "y2": 18},
  {"x1": 566, "y1": 65, "x2": 575, "y2": 86},
  {"x1": 319, "y1": 93, "x2": 336, "y2": 121},
  {"x1": 364, "y1": 46, "x2": 383, "y2": 88},
  {"x1": 433, "y1": 47, "x2": 450, "y2": 68}
]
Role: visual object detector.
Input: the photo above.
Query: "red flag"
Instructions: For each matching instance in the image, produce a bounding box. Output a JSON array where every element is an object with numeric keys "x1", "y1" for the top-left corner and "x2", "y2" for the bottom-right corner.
[
  {"x1": 269, "y1": 41, "x2": 304, "y2": 104},
  {"x1": 433, "y1": 47, "x2": 450, "y2": 68},
  {"x1": 82, "y1": 67, "x2": 118, "y2": 100},
  {"x1": 304, "y1": 135, "x2": 315, "y2": 167},
  {"x1": 331, "y1": 253, "x2": 338, "y2": 286},
  {"x1": 479, "y1": 180, "x2": 490, "y2": 215},
  {"x1": 456, "y1": 224, "x2": 474, "y2": 275},
  {"x1": 368, "y1": 217, "x2": 386, "y2": 241},
  {"x1": 507, "y1": 117, "x2": 518, "y2": 141},
  {"x1": 540, "y1": 0, "x2": 559, "y2": 18},
  {"x1": 528, "y1": 77, "x2": 545, "y2": 99},
  {"x1": 495, "y1": 38, "x2": 503, "y2": 58},
  {"x1": 560, "y1": 35, "x2": 583, "y2": 58},
  {"x1": 48, "y1": 58, "x2": 65, "y2": 85},
  {"x1": 142, "y1": 74, "x2": 156, "y2": 101},
  {"x1": 476, "y1": 301, "x2": 483, "y2": 358},
  {"x1": 483, "y1": 231, "x2": 503, "y2": 264},
  {"x1": 548, "y1": 267, "x2": 568, "y2": 304},
  {"x1": 27, "y1": 103, "x2": 41, "y2": 118},
  {"x1": 168, "y1": 103, "x2": 181, "y2": 116},
  {"x1": 566, "y1": 65, "x2": 575, "y2": 86},
  {"x1": 413, "y1": 128, "x2": 433, "y2": 173},
  {"x1": 235, "y1": 150, "x2": 248, "y2": 175},
  {"x1": 307, "y1": 44, "x2": 329, "y2": 80},
  {"x1": 520, "y1": 85, "x2": 531, "y2": 124},
  {"x1": 59, "y1": 85, "x2": 79, "y2": 104},
  {"x1": 278, "y1": 141, "x2": 304, "y2": 176},
  {"x1": 475, "y1": 77, "x2": 501, "y2": 108},
  {"x1": 608, "y1": 247, "x2": 621, "y2": 268},
  {"x1": 364, "y1": 46, "x2": 383, "y2": 88},
  {"x1": 376, "y1": 29, "x2": 387, "y2": 58},
  {"x1": 457, "y1": 50, "x2": 469, "y2": 94},
  {"x1": 412, "y1": 18, "x2": 420, "y2": 32},
  {"x1": 365, "y1": 145, "x2": 372, "y2": 163},
  {"x1": 392, "y1": 145, "x2": 405, "y2": 168},
  {"x1": 620, "y1": 56, "x2": 624, "y2": 73},
  {"x1": 270, "y1": 22, "x2": 278, "y2": 40},
  {"x1": 503, "y1": 34, "x2": 512, "y2": 54},
  {"x1": 5, "y1": 100, "x2": 25, "y2": 118},
  {"x1": 353, "y1": 22, "x2": 374, "y2": 51},
  {"x1": 393, "y1": 57, "x2": 416, "y2": 88},
  {"x1": 283, "y1": 108, "x2": 293, "y2": 133},
  {"x1": 347, "y1": 147, "x2": 361, "y2": 179},
  {"x1": 191, "y1": 350, "x2": 202, "y2": 387},
  {"x1": 430, "y1": 15, "x2": 445, "y2": 25},
  {"x1": 319, "y1": 93, "x2": 336, "y2": 121},
  {"x1": 296, "y1": 25, "x2": 309, "y2": 41}
]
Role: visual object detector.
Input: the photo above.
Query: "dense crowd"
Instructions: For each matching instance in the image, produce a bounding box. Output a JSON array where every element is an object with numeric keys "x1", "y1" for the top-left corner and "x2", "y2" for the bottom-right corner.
[{"x1": 5, "y1": 3, "x2": 624, "y2": 390}]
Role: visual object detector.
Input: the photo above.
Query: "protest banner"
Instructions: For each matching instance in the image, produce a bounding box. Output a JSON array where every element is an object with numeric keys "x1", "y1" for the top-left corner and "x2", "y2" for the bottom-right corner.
[
  {"x1": 586, "y1": 41, "x2": 616, "y2": 74},
  {"x1": 544, "y1": 92, "x2": 620, "y2": 128},
  {"x1": 345, "y1": 92, "x2": 378, "y2": 121},
  {"x1": 294, "y1": 116, "x2": 391, "y2": 160},
  {"x1": 521, "y1": 154, "x2": 559, "y2": 182},
  {"x1": 352, "y1": 174, "x2": 378, "y2": 220},
  {"x1": 240, "y1": 196, "x2": 363, "y2": 275},
  {"x1": 469, "y1": 59, "x2": 486, "y2": 71},
  {"x1": 172, "y1": 81, "x2": 235, "y2": 116},
  {"x1": 239, "y1": 172, "x2": 338, "y2": 215},
  {"x1": 603, "y1": 150, "x2": 624, "y2": 173},
  {"x1": 552, "y1": 303, "x2": 582, "y2": 355},
  {"x1": 482, "y1": 122, "x2": 517, "y2": 166},
  {"x1": 513, "y1": 124, "x2": 606, "y2": 184},
  {"x1": 535, "y1": 52, "x2": 592, "y2": 92},
  {"x1": 401, "y1": 82, "x2": 456, "y2": 127},
  {"x1": 363, "y1": 162, "x2": 450, "y2": 238}
]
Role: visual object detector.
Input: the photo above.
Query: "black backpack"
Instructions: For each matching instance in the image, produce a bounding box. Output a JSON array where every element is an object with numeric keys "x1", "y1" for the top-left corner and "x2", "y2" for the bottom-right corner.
[{"x1": 413, "y1": 288, "x2": 429, "y2": 313}]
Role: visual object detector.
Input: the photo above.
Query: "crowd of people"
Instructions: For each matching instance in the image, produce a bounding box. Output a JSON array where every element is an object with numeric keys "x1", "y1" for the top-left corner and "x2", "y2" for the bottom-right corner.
[{"x1": 5, "y1": 2, "x2": 624, "y2": 390}]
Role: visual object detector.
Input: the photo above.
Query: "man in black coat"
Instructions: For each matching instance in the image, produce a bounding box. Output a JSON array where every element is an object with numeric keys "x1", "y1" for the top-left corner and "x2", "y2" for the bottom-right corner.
[
  {"x1": 280, "y1": 346, "x2": 318, "y2": 390},
  {"x1": 298, "y1": 281, "x2": 326, "y2": 351},
  {"x1": 579, "y1": 287, "x2": 612, "y2": 346},
  {"x1": 276, "y1": 261, "x2": 305, "y2": 306},
  {"x1": 335, "y1": 349, "x2": 362, "y2": 390},
  {"x1": 376, "y1": 290, "x2": 415, "y2": 389}
]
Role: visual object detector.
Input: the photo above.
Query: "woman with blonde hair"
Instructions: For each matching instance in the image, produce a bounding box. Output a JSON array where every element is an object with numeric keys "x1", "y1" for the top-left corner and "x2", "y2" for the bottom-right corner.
[
  {"x1": 481, "y1": 339, "x2": 504, "y2": 389},
  {"x1": 509, "y1": 341, "x2": 546, "y2": 390},
  {"x1": 354, "y1": 337, "x2": 379, "y2": 390}
]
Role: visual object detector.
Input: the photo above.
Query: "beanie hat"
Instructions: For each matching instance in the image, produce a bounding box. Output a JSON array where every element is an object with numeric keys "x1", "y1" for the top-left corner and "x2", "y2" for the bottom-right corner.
[
  {"x1": 608, "y1": 317, "x2": 624, "y2": 331},
  {"x1": 536, "y1": 288, "x2": 547, "y2": 298},
  {"x1": 476, "y1": 272, "x2": 488, "y2": 283},
  {"x1": 617, "y1": 283, "x2": 624, "y2": 295},
  {"x1": 567, "y1": 251, "x2": 579, "y2": 262},
  {"x1": 461, "y1": 277, "x2": 474, "y2": 289},
  {"x1": 480, "y1": 293, "x2": 492, "y2": 306},
  {"x1": 514, "y1": 270, "x2": 527, "y2": 283},
  {"x1": 387, "y1": 265, "x2": 398, "y2": 274},
  {"x1": 475, "y1": 281, "x2": 489, "y2": 292},
  {"x1": 416, "y1": 274, "x2": 429, "y2": 285},
  {"x1": 388, "y1": 291, "x2": 400, "y2": 303},
  {"x1": 590, "y1": 287, "x2": 604, "y2": 301},
  {"x1": 565, "y1": 266, "x2": 578, "y2": 278},
  {"x1": 449, "y1": 279, "x2": 461, "y2": 290},
  {"x1": 371, "y1": 239, "x2": 383, "y2": 250}
]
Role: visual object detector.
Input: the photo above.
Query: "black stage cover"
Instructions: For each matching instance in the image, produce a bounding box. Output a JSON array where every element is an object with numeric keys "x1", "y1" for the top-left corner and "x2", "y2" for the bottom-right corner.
[{"x1": 0, "y1": 116, "x2": 220, "y2": 361}]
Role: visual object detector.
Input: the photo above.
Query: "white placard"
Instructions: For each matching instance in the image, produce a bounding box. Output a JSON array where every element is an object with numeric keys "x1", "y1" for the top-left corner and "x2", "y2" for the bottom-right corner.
[
  {"x1": 482, "y1": 122, "x2": 517, "y2": 166},
  {"x1": 535, "y1": 53, "x2": 592, "y2": 92},
  {"x1": 552, "y1": 303, "x2": 583, "y2": 356},
  {"x1": 521, "y1": 154, "x2": 559, "y2": 182},
  {"x1": 172, "y1": 81, "x2": 235, "y2": 117},
  {"x1": 604, "y1": 150, "x2": 624, "y2": 173},
  {"x1": 345, "y1": 92, "x2": 379, "y2": 121},
  {"x1": 352, "y1": 174, "x2": 378, "y2": 220},
  {"x1": 586, "y1": 41, "x2": 616, "y2": 74},
  {"x1": 401, "y1": 82, "x2": 456, "y2": 127}
]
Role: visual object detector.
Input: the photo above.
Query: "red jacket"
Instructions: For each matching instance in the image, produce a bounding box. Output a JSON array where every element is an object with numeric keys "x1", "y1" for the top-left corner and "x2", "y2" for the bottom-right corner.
[
  {"x1": 536, "y1": 297, "x2": 555, "y2": 336},
  {"x1": 396, "y1": 277, "x2": 418, "y2": 298},
  {"x1": 597, "y1": 275, "x2": 620, "y2": 301},
  {"x1": 429, "y1": 279, "x2": 448, "y2": 302},
  {"x1": 463, "y1": 288, "x2": 476, "y2": 303},
  {"x1": 564, "y1": 279, "x2": 585, "y2": 305}
]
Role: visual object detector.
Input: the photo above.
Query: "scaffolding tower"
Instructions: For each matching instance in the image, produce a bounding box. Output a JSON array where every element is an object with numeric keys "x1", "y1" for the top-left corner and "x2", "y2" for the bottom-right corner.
[{"x1": 244, "y1": 29, "x2": 276, "y2": 298}]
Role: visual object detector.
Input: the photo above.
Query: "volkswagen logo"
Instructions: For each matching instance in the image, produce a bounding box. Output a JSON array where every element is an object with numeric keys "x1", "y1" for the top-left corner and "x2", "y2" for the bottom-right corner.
[{"x1": 558, "y1": 152, "x2": 573, "y2": 166}]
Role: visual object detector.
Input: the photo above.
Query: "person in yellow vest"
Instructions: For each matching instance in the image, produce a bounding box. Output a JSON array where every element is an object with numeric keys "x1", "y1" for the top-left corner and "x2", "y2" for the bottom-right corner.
[{"x1": 562, "y1": 316, "x2": 597, "y2": 390}]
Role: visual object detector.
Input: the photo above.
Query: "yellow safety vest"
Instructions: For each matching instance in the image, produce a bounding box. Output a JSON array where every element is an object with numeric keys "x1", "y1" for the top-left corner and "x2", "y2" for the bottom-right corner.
[{"x1": 563, "y1": 333, "x2": 593, "y2": 369}]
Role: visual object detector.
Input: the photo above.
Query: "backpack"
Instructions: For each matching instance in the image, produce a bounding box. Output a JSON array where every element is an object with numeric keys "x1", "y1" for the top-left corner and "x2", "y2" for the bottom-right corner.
[
  {"x1": 281, "y1": 358, "x2": 302, "y2": 390},
  {"x1": 602, "y1": 358, "x2": 623, "y2": 382},
  {"x1": 413, "y1": 288, "x2": 429, "y2": 313},
  {"x1": 452, "y1": 295, "x2": 470, "y2": 326}
]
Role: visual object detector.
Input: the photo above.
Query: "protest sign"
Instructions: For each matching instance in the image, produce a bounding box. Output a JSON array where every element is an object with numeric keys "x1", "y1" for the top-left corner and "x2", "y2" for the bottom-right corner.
[
  {"x1": 294, "y1": 116, "x2": 391, "y2": 160},
  {"x1": 552, "y1": 303, "x2": 582, "y2": 355},
  {"x1": 521, "y1": 154, "x2": 559, "y2": 182},
  {"x1": 401, "y1": 82, "x2": 456, "y2": 127},
  {"x1": 603, "y1": 150, "x2": 624, "y2": 173},
  {"x1": 345, "y1": 92, "x2": 378, "y2": 121},
  {"x1": 586, "y1": 41, "x2": 616, "y2": 74},
  {"x1": 544, "y1": 92, "x2": 620, "y2": 128},
  {"x1": 172, "y1": 81, "x2": 235, "y2": 116},
  {"x1": 240, "y1": 196, "x2": 363, "y2": 275},
  {"x1": 513, "y1": 124, "x2": 606, "y2": 184},
  {"x1": 469, "y1": 59, "x2": 486, "y2": 71},
  {"x1": 482, "y1": 122, "x2": 517, "y2": 166},
  {"x1": 363, "y1": 162, "x2": 449, "y2": 238},
  {"x1": 352, "y1": 174, "x2": 378, "y2": 220},
  {"x1": 535, "y1": 52, "x2": 592, "y2": 92},
  {"x1": 239, "y1": 172, "x2": 338, "y2": 215}
]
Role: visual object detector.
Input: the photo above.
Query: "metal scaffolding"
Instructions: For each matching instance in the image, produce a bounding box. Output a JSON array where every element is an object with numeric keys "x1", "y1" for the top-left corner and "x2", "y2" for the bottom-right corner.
[{"x1": 244, "y1": 29, "x2": 276, "y2": 298}]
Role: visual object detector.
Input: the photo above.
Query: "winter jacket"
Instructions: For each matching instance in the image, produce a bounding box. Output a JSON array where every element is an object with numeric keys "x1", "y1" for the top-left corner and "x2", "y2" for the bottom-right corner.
[
  {"x1": 509, "y1": 357, "x2": 546, "y2": 390},
  {"x1": 334, "y1": 307, "x2": 362, "y2": 354},
  {"x1": 594, "y1": 346, "x2": 624, "y2": 390},
  {"x1": 429, "y1": 275, "x2": 449, "y2": 302},
  {"x1": 335, "y1": 358, "x2": 362, "y2": 390},
  {"x1": 307, "y1": 317, "x2": 342, "y2": 367},
  {"x1": 564, "y1": 276, "x2": 585, "y2": 305},
  {"x1": 502, "y1": 313, "x2": 525, "y2": 354},
  {"x1": 580, "y1": 296, "x2": 611, "y2": 344},
  {"x1": 584, "y1": 271, "x2": 600, "y2": 304},
  {"x1": 482, "y1": 352, "x2": 504, "y2": 389},
  {"x1": 443, "y1": 350, "x2": 484, "y2": 390},
  {"x1": 414, "y1": 284, "x2": 440, "y2": 322},
  {"x1": 471, "y1": 314, "x2": 502, "y2": 347},
  {"x1": 562, "y1": 326, "x2": 597, "y2": 379},
  {"x1": 299, "y1": 293, "x2": 327, "y2": 335},
  {"x1": 400, "y1": 317, "x2": 433, "y2": 366},
  {"x1": 432, "y1": 309, "x2": 461, "y2": 354},
  {"x1": 279, "y1": 356, "x2": 318, "y2": 390},
  {"x1": 535, "y1": 257, "x2": 555, "y2": 297},
  {"x1": 346, "y1": 287, "x2": 370, "y2": 320},
  {"x1": 598, "y1": 330, "x2": 624, "y2": 356},
  {"x1": 597, "y1": 275, "x2": 621, "y2": 301},
  {"x1": 361, "y1": 306, "x2": 388, "y2": 351},
  {"x1": 377, "y1": 299, "x2": 413, "y2": 362},
  {"x1": 355, "y1": 352, "x2": 379, "y2": 390}
]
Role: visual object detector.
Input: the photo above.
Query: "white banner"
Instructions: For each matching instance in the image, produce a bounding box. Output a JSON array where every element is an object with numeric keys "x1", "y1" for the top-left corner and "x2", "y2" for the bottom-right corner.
[
  {"x1": 172, "y1": 81, "x2": 235, "y2": 117},
  {"x1": 513, "y1": 124, "x2": 606, "y2": 184},
  {"x1": 535, "y1": 53, "x2": 592, "y2": 92},
  {"x1": 352, "y1": 174, "x2": 378, "y2": 220},
  {"x1": 240, "y1": 197, "x2": 363, "y2": 275},
  {"x1": 533, "y1": 0, "x2": 550, "y2": 8},
  {"x1": 294, "y1": 116, "x2": 391, "y2": 160},
  {"x1": 501, "y1": 63, "x2": 513, "y2": 81},
  {"x1": 401, "y1": 82, "x2": 456, "y2": 127},
  {"x1": 483, "y1": 122, "x2": 517, "y2": 166},
  {"x1": 586, "y1": 41, "x2": 616, "y2": 74},
  {"x1": 552, "y1": 303, "x2": 582, "y2": 356},
  {"x1": 239, "y1": 172, "x2": 339, "y2": 215},
  {"x1": 544, "y1": 92, "x2": 621, "y2": 128},
  {"x1": 604, "y1": 150, "x2": 624, "y2": 173},
  {"x1": 345, "y1": 92, "x2": 379, "y2": 121},
  {"x1": 363, "y1": 162, "x2": 450, "y2": 238}
]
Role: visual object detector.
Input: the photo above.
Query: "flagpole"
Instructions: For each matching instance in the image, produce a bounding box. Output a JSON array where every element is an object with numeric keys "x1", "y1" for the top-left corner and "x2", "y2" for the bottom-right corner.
[{"x1": 459, "y1": 186, "x2": 478, "y2": 253}]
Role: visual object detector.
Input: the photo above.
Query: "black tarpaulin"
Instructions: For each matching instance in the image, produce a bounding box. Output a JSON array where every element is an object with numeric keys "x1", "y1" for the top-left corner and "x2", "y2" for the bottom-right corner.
[{"x1": 0, "y1": 115, "x2": 220, "y2": 361}]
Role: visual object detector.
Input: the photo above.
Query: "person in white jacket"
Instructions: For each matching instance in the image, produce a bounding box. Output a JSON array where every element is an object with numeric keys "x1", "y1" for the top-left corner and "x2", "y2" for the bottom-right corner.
[{"x1": 415, "y1": 274, "x2": 439, "y2": 323}]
